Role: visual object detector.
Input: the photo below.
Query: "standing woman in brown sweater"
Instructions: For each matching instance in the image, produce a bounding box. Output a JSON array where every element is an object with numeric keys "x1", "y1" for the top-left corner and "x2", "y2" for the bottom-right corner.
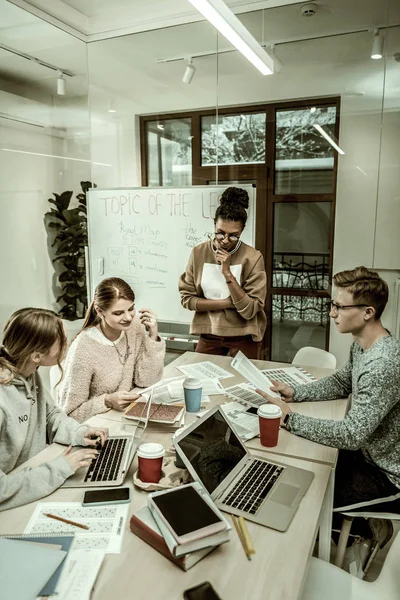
[{"x1": 179, "y1": 187, "x2": 267, "y2": 359}]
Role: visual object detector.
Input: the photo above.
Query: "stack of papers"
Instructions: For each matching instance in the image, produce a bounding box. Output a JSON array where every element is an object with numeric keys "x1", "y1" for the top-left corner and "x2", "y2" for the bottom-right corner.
[{"x1": 220, "y1": 401, "x2": 259, "y2": 441}]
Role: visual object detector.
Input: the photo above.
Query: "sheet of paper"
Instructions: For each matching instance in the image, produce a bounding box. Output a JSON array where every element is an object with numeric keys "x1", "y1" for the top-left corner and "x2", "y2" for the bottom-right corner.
[
  {"x1": 25, "y1": 503, "x2": 129, "y2": 554},
  {"x1": 225, "y1": 382, "x2": 267, "y2": 408},
  {"x1": 167, "y1": 378, "x2": 224, "y2": 399},
  {"x1": 230, "y1": 351, "x2": 280, "y2": 398},
  {"x1": 221, "y1": 401, "x2": 259, "y2": 441},
  {"x1": 260, "y1": 366, "x2": 316, "y2": 386},
  {"x1": 132, "y1": 376, "x2": 185, "y2": 404},
  {"x1": 56, "y1": 549, "x2": 105, "y2": 600},
  {"x1": 177, "y1": 361, "x2": 234, "y2": 381}
]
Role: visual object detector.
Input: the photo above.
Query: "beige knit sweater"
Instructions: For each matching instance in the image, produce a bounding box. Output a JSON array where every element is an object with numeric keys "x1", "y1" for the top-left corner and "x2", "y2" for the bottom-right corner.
[
  {"x1": 57, "y1": 318, "x2": 165, "y2": 422},
  {"x1": 179, "y1": 241, "x2": 267, "y2": 342}
]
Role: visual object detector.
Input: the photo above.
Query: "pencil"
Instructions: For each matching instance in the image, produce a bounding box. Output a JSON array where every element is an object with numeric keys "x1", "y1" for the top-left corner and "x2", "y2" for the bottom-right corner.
[
  {"x1": 231, "y1": 515, "x2": 251, "y2": 561},
  {"x1": 44, "y1": 513, "x2": 89, "y2": 530},
  {"x1": 238, "y1": 516, "x2": 256, "y2": 556}
]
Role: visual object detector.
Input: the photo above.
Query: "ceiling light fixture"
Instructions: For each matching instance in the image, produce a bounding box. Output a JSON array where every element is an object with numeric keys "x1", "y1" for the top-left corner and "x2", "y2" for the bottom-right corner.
[
  {"x1": 57, "y1": 71, "x2": 66, "y2": 96},
  {"x1": 108, "y1": 98, "x2": 116, "y2": 113},
  {"x1": 371, "y1": 29, "x2": 384, "y2": 59},
  {"x1": 182, "y1": 58, "x2": 196, "y2": 84},
  {"x1": 266, "y1": 44, "x2": 283, "y2": 72},
  {"x1": 187, "y1": 0, "x2": 274, "y2": 75},
  {"x1": 313, "y1": 124, "x2": 345, "y2": 155}
]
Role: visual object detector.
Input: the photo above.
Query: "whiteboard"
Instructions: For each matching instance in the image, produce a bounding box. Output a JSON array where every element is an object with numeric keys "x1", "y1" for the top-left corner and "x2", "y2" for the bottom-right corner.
[{"x1": 87, "y1": 186, "x2": 256, "y2": 324}]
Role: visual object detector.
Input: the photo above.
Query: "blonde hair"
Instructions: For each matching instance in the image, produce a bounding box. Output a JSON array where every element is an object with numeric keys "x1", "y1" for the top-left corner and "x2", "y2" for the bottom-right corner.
[
  {"x1": 82, "y1": 277, "x2": 135, "y2": 331},
  {"x1": 333, "y1": 266, "x2": 388, "y2": 319},
  {"x1": 0, "y1": 308, "x2": 67, "y2": 384}
]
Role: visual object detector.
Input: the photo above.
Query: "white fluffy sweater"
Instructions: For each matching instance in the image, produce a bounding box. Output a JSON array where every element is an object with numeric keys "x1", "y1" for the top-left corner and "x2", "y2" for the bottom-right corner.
[{"x1": 58, "y1": 318, "x2": 165, "y2": 422}]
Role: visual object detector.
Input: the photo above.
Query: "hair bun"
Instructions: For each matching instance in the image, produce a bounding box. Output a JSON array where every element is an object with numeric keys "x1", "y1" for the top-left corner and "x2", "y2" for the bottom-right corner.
[{"x1": 219, "y1": 187, "x2": 249, "y2": 211}]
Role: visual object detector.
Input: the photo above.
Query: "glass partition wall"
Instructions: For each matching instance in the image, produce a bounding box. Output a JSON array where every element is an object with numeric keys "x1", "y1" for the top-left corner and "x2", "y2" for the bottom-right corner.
[{"x1": 88, "y1": 0, "x2": 399, "y2": 362}]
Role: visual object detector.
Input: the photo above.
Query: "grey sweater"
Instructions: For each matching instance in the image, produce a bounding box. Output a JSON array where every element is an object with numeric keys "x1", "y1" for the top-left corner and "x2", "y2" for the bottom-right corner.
[
  {"x1": 0, "y1": 371, "x2": 89, "y2": 511},
  {"x1": 287, "y1": 336, "x2": 400, "y2": 488}
]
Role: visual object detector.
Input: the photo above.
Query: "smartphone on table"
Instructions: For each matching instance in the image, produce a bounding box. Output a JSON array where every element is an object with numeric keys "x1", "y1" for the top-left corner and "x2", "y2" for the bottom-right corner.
[
  {"x1": 82, "y1": 487, "x2": 131, "y2": 507},
  {"x1": 245, "y1": 406, "x2": 258, "y2": 415},
  {"x1": 183, "y1": 582, "x2": 222, "y2": 600}
]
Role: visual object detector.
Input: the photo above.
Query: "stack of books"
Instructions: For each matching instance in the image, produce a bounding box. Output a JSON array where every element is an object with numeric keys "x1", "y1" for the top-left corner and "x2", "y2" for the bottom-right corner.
[
  {"x1": 124, "y1": 400, "x2": 185, "y2": 429},
  {"x1": 130, "y1": 487, "x2": 231, "y2": 571}
]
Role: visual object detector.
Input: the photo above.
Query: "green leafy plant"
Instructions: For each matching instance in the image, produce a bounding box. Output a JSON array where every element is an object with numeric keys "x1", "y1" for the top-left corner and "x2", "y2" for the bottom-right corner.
[{"x1": 45, "y1": 181, "x2": 95, "y2": 320}]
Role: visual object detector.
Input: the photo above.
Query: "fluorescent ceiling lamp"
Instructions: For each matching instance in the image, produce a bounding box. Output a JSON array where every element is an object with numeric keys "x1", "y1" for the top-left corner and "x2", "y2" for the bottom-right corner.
[
  {"x1": 187, "y1": 0, "x2": 274, "y2": 75},
  {"x1": 313, "y1": 124, "x2": 345, "y2": 155},
  {"x1": 0, "y1": 148, "x2": 112, "y2": 167},
  {"x1": 371, "y1": 28, "x2": 383, "y2": 59},
  {"x1": 266, "y1": 44, "x2": 283, "y2": 72}
]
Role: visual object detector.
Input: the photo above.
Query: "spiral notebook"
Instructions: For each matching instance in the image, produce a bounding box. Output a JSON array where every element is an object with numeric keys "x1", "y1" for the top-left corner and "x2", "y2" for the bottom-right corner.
[{"x1": 0, "y1": 534, "x2": 74, "y2": 598}]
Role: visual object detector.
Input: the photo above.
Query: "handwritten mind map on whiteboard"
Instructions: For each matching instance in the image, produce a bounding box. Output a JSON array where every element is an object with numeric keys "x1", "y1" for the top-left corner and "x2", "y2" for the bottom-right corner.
[{"x1": 87, "y1": 186, "x2": 256, "y2": 324}]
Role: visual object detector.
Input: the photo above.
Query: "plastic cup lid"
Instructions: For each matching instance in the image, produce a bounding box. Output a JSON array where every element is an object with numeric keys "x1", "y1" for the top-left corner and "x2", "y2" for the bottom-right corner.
[
  {"x1": 137, "y1": 442, "x2": 165, "y2": 459},
  {"x1": 257, "y1": 404, "x2": 282, "y2": 419},
  {"x1": 183, "y1": 377, "x2": 203, "y2": 390}
]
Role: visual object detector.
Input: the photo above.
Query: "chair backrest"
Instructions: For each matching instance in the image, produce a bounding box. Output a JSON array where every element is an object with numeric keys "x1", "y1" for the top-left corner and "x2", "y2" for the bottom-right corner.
[{"x1": 292, "y1": 346, "x2": 337, "y2": 370}]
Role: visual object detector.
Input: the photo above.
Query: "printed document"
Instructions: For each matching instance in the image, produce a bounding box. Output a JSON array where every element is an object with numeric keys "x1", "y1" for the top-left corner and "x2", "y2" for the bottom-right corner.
[
  {"x1": 230, "y1": 352, "x2": 280, "y2": 398},
  {"x1": 25, "y1": 502, "x2": 129, "y2": 553},
  {"x1": 177, "y1": 361, "x2": 234, "y2": 381}
]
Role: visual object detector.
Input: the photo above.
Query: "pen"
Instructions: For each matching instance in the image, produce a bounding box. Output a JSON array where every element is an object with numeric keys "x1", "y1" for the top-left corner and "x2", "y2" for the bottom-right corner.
[
  {"x1": 231, "y1": 515, "x2": 251, "y2": 561},
  {"x1": 238, "y1": 516, "x2": 256, "y2": 556},
  {"x1": 44, "y1": 513, "x2": 89, "y2": 530}
]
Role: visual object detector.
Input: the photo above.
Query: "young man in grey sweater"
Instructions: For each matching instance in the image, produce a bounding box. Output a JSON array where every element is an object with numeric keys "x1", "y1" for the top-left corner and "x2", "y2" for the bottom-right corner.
[{"x1": 256, "y1": 267, "x2": 400, "y2": 542}]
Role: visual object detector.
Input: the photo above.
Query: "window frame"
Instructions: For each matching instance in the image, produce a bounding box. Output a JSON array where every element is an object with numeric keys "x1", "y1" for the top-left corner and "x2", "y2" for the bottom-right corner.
[{"x1": 140, "y1": 95, "x2": 341, "y2": 359}]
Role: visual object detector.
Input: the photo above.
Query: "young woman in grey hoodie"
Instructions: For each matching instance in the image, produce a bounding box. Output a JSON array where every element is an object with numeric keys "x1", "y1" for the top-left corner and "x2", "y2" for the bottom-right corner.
[{"x1": 0, "y1": 308, "x2": 108, "y2": 511}]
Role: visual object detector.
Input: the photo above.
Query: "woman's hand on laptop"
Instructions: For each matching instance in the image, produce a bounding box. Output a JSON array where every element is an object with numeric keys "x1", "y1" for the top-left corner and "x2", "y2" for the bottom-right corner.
[
  {"x1": 83, "y1": 427, "x2": 109, "y2": 447},
  {"x1": 269, "y1": 380, "x2": 294, "y2": 403},
  {"x1": 63, "y1": 445, "x2": 99, "y2": 472},
  {"x1": 105, "y1": 391, "x2": 142, "y2": 411}
]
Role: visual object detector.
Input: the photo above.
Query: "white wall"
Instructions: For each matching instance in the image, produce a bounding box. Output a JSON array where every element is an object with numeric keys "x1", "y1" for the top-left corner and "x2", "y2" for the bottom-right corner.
[
  {"x1": 330, "y1": 105, "x2": 400, "y2": 366},
  {"x1": 0, "y1": 121, "x2": 63, "y2": 330}
]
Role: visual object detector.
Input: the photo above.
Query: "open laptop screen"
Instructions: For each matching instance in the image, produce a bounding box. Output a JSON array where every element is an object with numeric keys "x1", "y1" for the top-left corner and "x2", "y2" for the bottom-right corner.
[{"x1": 175, "y1": 409, "x2": 246, "y2": 494}]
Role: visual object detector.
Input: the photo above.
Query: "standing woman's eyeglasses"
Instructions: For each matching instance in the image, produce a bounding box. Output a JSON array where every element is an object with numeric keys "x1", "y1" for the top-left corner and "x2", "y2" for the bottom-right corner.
[{"x1": 211, "y1": 232, "x2": 241, "y2": 243}]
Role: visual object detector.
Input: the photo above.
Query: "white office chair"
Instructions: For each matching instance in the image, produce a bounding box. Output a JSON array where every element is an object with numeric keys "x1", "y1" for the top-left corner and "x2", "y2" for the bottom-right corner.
[
  {"x1": 334, "y1": 510, "x2": 400, "y2": 569},
  {"x1": 301, "y1": 530, "x2": 400, "y2": 600},
  {"x1": 292, "y1": 346, "x2": 337, "y2": 370}
]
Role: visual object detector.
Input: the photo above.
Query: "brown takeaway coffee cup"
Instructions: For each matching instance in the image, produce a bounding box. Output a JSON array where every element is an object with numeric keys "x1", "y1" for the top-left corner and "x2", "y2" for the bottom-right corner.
[
  {"x1": 257, "y1": 404, "x2": 282, "y2": 447},
  {"x1": 137, "y1": 443, "x2": 165, "y2": 483}
]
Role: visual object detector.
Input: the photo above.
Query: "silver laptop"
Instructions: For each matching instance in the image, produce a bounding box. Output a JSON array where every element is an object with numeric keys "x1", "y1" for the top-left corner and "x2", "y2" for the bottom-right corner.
[
  {"x1": 173, "y1": 405, "x2": 314, "y2": 532},
  {"x1": 62, "y1": 390, "x2": 153, "y2": 488}
]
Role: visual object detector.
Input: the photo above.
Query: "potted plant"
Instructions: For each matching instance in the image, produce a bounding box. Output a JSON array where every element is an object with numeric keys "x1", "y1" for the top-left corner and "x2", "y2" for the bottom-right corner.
[{"x1": 45, "y1": 181, "x2": 95, "y2": 336}]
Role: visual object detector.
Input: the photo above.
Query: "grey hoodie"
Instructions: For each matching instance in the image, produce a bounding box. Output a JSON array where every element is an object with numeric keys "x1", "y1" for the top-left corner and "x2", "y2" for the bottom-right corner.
[{"x1": 0, "y1": 370, "x2": 89, "y2": 511}]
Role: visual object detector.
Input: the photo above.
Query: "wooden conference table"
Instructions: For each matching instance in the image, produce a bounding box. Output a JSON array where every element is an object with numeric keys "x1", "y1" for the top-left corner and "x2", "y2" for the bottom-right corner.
[{"x1": 0, "y1": 352, "x2": 348, "y2": 600}]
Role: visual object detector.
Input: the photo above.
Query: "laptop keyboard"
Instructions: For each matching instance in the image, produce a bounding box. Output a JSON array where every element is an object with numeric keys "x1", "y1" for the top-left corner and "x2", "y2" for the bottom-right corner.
[
  {"x1": 84, "y1": 437, "x2": 127, "y2": 483},
  {"x1": 223, "y1": 460, "x2": 284, "y2": 514}
]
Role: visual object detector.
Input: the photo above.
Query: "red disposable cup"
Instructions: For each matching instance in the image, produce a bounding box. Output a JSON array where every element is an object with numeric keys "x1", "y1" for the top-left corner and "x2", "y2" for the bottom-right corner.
[
  {"x1": 257, "y1": 404, "x2": 282, "y2": 447},
  {"x1": 137, "y1": 443, "x2": 165, "y2": 483}
]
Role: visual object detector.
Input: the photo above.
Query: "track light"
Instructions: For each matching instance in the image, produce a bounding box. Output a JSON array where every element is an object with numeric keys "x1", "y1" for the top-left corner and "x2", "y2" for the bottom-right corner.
[
  {"x1": 187, "y1": 0, "x2": 273, "y2": 75},
  {"x1": 266, "y1": 44, "x2": 283, "y2": 73},
  {"x1": 182, "y1": 58, "x2": 196, "y2": 84},
  {"x1": 371, "y1": 29, "x2": 383, "y2": 60},
  {"x1": 57, "y1": 71, "x2": 66, "y2": 95}
]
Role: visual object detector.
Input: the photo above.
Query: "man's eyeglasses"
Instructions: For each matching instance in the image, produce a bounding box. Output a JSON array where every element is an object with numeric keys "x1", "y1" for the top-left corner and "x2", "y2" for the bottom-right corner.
[
  {"x1": 328, "y1": 301, "x2": 369, "y2": 312},
  {"x1": 210, "y1": 232, "x2": 240, "y2": 243}
]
